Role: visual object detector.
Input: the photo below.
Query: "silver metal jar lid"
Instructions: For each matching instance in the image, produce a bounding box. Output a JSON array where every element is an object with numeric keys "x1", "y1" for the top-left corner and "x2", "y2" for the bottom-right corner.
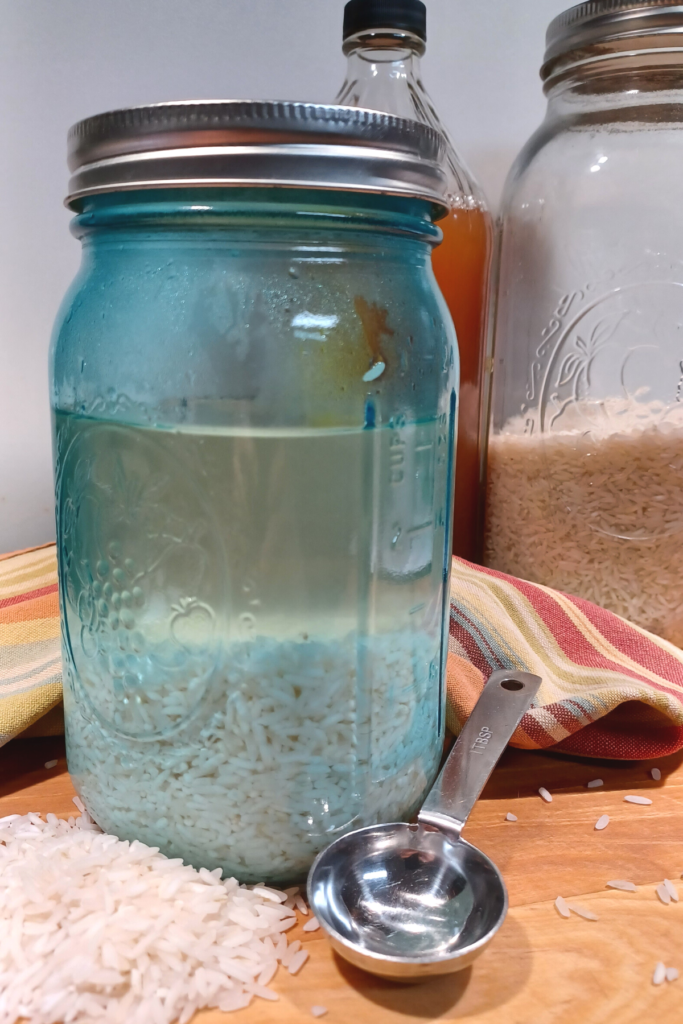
[
  {"x1": 65, "y1": 100, "x2": 448, "y2": 212},
  {"x1": 543, "y1": 0, "x2": 683, "y2": 80}
]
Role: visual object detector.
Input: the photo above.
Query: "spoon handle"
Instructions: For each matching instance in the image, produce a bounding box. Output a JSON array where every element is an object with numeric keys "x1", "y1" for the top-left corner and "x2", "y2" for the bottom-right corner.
[{"x1": 418, "y1": 669, "x2": 541, "y2": 839}]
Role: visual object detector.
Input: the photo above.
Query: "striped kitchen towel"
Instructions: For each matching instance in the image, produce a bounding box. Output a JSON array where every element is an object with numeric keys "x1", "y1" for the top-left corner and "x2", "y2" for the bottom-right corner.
[
  {"x1": 0, "y1": 543, "x2": 63, "y2": 745},
  {"x1": 448, "y1": 558, "x2": 683, "y2": 759},
  {"x1": 4, "y1": 543, "x2": 683, "y2": 759}
]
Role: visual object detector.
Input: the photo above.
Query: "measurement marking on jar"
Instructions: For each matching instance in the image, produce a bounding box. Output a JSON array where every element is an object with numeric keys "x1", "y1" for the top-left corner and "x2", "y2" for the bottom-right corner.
[
  {"x1": 409, "y1": 603, "x2": 426, "y2": 615},
  {"x1": 408, "y1": 520, "x2": 433, "y2": 534},
  {"x1": 388, "y1": 416, "x2": 407, "y2": 485}
]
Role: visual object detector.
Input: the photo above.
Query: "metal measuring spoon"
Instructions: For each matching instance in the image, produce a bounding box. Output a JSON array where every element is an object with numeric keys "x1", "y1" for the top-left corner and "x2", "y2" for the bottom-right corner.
[{"x1": 307, "y1": 668, "x2": 541, "y2": 980}]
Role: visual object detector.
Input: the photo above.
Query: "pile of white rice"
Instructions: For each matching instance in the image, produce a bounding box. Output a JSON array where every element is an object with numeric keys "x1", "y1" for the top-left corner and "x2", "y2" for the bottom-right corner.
[
  {"x1": 0, "y1": 808, "x2": 307, "y2": 1024},
  {"x1": 65, "y1": 630, "x2": 440, "y2": 882},
  {"x1": 485, "y1": 401, "x2": 683, "y2": 643}
]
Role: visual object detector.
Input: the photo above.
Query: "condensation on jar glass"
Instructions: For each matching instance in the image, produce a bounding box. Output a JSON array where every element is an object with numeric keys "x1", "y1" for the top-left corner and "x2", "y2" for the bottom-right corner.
[
  {"x1": 485, "y1": 0, "x2": 683, "y2": 646},
  {"x1": 51, "y1": 101, "x2": 458, "y2": 883}
]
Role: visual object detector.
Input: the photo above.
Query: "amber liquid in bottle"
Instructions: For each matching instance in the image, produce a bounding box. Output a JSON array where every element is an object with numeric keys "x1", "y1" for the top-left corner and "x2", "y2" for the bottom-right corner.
[
  {"x1": 336, "y1": 28, "x2": 493, "y2": 562},
  {"x1": 432, "y1": 206, "x2": 493, "y2": 561}
]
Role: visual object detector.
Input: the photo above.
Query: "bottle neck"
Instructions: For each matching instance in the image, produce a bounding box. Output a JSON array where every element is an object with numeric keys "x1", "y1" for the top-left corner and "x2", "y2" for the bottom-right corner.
[
  {"x1": 336, "y1": 30, "x2": 482, "y2": 205},
  {"x1": 336, "y1": 31, "x2": 433, "y2": 125}
]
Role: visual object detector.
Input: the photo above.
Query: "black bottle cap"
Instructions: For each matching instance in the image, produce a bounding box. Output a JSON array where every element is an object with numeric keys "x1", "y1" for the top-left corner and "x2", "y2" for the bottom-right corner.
[{"x1": 342, "y1": 0, "x2": 427, "y2": 42}]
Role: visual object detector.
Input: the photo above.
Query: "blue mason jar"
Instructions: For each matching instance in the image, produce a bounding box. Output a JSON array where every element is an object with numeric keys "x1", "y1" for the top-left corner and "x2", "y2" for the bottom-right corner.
[{"x1": 51, "y1": 102, "x2": 457, "y2": 883}]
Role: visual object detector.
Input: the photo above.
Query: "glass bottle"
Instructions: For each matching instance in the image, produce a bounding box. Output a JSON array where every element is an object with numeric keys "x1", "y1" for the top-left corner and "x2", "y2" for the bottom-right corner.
[
  {"x1": 336, "y1": 0, "x2": 493, "y2": 562},
  {"x1": 486, "y1": 0, "x2": 683, "y2": 645},
  {"x1": 52, "y1": 101, "x2": 457, "y2": 883}
]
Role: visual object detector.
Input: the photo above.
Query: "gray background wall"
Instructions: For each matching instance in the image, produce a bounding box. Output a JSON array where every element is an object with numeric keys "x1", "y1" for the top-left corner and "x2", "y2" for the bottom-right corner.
[{"x1": 0, "y1": 0, "x2": 567, "y2": 552}]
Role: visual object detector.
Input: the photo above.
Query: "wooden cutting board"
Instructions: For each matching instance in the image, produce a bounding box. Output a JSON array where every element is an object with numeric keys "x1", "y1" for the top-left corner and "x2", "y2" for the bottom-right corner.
[{"x1": 3, "y1": 737, "x2": 683, "y2": 1024}]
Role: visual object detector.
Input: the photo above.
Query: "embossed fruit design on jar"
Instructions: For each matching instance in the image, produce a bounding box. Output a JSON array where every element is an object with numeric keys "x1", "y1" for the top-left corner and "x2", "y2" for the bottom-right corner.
[{"x1": 485, "y1": 1, "x2": 683, "y2": 645}]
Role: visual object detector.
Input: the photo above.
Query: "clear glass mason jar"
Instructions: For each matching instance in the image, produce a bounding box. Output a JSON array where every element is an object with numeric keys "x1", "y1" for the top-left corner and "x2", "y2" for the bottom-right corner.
[
  {"x1": 50, "y1": 102, "x2": 457, "y2": 883},
  {"x1": 485, "y1": 1, "x2": 683, "y2": 645}
]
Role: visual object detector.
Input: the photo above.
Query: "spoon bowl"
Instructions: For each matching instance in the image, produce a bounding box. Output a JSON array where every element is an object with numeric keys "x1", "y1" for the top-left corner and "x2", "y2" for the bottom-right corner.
[
  {"x1": 307, "y1": 669, "x2": 541, "y2": 980},
  {"x1": 308, "y1": 822, "x2": 507, "y2": 979}
]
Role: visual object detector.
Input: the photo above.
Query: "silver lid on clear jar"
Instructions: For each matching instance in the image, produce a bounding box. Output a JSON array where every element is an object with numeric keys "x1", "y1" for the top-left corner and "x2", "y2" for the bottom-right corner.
[
  {"x1": 65, "y1": 100, "x2": 448, "y2": 212},
  {"x1": 543, "y1": 0, "x2": 683, "y2": 82}
]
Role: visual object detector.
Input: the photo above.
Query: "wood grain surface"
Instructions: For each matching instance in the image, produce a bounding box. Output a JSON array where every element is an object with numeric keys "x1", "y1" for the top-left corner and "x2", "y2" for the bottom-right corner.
[{"x1": 3, "y1": 737, "x2": 683, "y2": 1023}]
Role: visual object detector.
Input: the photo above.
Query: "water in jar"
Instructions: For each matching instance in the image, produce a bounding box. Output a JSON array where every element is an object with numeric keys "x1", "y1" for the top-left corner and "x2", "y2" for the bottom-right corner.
[{"x1": 56, "y1": 403, "x2": 452, "y2": 882}]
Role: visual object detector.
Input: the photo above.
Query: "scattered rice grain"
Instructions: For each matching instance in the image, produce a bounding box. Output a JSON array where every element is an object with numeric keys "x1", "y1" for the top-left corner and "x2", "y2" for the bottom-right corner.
[
  {"x1": 281, "y1": 940, "x2": 301, "y2": 969},
  {"x1": 555, "y1": 896, "x2": 570, "y2": 918},
  {"x1": 656, "y1": 883, "x2": 671, "y2": 905},
  {"x1": 538, "y1": 787, "x2": 552, "y2": 803},
  {"x1": 288, "y1": 949, "x2": 310, "y2": 975},
  {"x1": 653, "y1": 962, "x2": 667, "y2": 985},
  {"x1": 624, "y1": 795, "x2": 652, "y2": 805},
  {"x1": 257, "y1": 962, "x2": 278, "y2": 987},
  {"x1": 594, "y1": 814, "x2": 609, "y2": 831},
  {"x1": 302, "y1": 916, "x2": 320, "y2": 932},
  {"x1": 506, "y1": 812, "x2": 517, "y2": 822},
  {"x1": 44, "y1": 760, "x2": 58, "y2": 770},
  {"x1": 311, "y1": 1007, "x2": 328, "y2": 1018},
  {"x1": 294, "y1": 895, "x2": 309, "y2": 915},
  {"x1": 566, "y1": 902, "x2": 599, "y2": 921},
  {"x1": 664, "y1": 878, "x2": 679, "y2": 902},
  {"x1": 587, "y1": 779, "x2": 603, "y2": 789},
  {"x1": 606, "y1": 880, "x2": 637, "y2": 892},
  {"x1": 651, "y1": 768, "x2": 662, "y2": 781},
  {"x1": 252, "y1": 886, "x2": 288, "y2": 904},
  {"x1": 248, "y1": 984, "x2": 279, "y2": 1002},
  {"x1": 666, "y1": 967, "x2": 679, "y2": 982}
]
